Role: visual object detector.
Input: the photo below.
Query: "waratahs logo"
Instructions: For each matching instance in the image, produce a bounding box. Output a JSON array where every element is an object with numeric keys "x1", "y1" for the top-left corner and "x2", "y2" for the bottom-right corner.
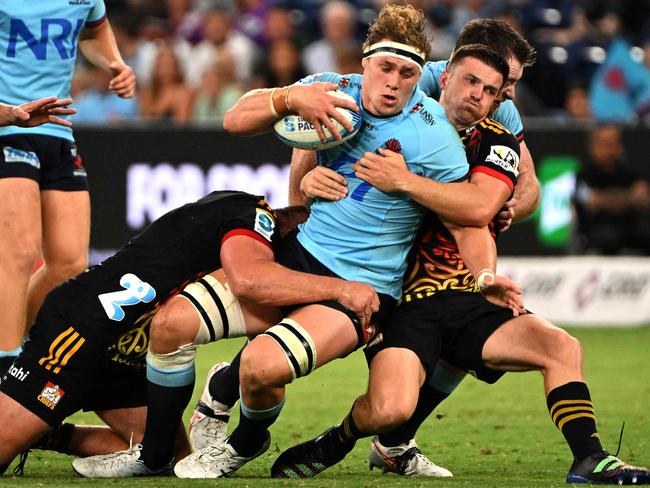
[
  {"x1": 380, "y1": 138, "x2": 402, "y2": 153},
  {"x1": 283, "y1": 118, "x2": 296, "y2": 132}
]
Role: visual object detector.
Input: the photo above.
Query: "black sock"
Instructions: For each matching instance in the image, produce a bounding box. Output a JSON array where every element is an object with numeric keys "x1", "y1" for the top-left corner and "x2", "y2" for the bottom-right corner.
[
  {"x1": 378, "y1": 385, "x2": 449, "y2": 447},
  {"x1": 140, "y1": 381, "x2": 194, "y2": 469},
  {"x1": 34, "y1": 423, "x2": 75, "y2": 453},
  {"x1": 209, "y1": 346, "x2": 244, "y2": 407},
  {"x1": 547, "y1": 382, "x2": 603, "y2": 462},
  {"x1": 228, "y1": 401, "x2": 281, "y2": 457},
  {"x1": 332, "y1": 408, "x2": 368, "y2": 450}
]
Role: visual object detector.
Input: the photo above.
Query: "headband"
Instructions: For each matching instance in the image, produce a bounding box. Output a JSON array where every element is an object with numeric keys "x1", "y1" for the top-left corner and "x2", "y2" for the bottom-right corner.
[{"x1": 363, "y1": 41, "x2": 426, "y2": 71}]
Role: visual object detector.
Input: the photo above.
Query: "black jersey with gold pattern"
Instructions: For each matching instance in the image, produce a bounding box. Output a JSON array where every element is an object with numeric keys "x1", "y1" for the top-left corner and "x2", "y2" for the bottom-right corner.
[
  {"x1": 45, "y1": 190, "x2": 278, "y2": 368},
  {"x1": 402, "y1": 118, "x2": 520, "y2": 302}
]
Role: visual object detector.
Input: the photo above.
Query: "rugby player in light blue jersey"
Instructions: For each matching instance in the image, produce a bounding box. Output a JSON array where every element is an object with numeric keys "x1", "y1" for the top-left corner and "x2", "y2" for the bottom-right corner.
[
  {"x1": 166, "y1": 5, "x2": 519, "y2": 480},
  {"x1": 0, "y1": 2, "x2": 135, "y2": 372}
]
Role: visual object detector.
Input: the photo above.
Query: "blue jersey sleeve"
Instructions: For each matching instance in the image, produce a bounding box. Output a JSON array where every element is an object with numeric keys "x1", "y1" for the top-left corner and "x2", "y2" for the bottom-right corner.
[
  {"x1": 492, "y1": 101, "x2": 524, "y2": 139},
  {"x1": 418, "y1": 60, "x2": 446, "y2": 100},
  {"x1": 87, "y1": 1, "x2": 107, "y2": 26}
]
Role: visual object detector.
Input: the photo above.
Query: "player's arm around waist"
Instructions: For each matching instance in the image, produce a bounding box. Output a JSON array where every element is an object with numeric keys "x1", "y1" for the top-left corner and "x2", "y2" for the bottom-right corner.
[{"x1": 220, "y1": 235, "x2": 379, "y2": 315}]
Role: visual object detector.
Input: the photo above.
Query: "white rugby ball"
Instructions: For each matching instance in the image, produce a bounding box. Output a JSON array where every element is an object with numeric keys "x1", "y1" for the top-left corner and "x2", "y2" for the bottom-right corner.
[{"x1": 273, "y1": 90, "x2": 362, "y2": 150}]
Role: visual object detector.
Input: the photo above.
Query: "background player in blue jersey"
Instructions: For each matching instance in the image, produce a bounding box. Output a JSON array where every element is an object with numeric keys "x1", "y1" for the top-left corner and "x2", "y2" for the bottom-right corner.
[
  {"x1": 0, "y1": 97, "x2": 75, "y2": 128},
  {"x1": 0, "y1": 1, "x2": 136, "y2": 371},
  {"x1": 170, "y1": 5, "x2": 521, "y2": 480}
]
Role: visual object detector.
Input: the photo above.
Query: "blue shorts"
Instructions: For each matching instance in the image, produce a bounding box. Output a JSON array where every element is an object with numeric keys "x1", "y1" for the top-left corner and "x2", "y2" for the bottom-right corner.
[{"x1": 0, "y1": 134, "x2": 89, "y2": 191}]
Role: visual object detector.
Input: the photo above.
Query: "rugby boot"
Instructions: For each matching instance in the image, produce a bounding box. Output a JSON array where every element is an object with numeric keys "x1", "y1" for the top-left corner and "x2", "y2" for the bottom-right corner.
[
  {"x1": 0, "y1": 451, "x2": 29, "y2": 476},
  {"x1": 174, "y1": 432, "x2": 270, "y2": 478},
  {"x1": 189, "y1": 362, "x2": 232, "y2": 451},
  {"x1": 368, "y1": 435, "x2": 452, "y2": 477},
  {"x1": 271, "y1": 425, "x2": 354, "y2": 478},
  {"x1": 72, "y1": 444, "x2": 173, "y2": 477},
  {"x1": 566, "y1": 451, "x2": 650, "y2": 484}
]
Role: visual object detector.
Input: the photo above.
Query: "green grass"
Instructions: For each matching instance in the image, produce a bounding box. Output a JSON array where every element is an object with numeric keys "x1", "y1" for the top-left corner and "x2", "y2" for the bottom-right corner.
[{"x1": 2, "y1": 327, "x2": 649, "y2": 487}]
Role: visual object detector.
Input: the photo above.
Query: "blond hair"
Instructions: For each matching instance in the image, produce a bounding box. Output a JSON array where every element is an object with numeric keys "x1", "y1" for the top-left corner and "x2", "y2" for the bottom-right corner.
[{"x1": 362, "y1": 4, "x2": 431, "y2": 60}]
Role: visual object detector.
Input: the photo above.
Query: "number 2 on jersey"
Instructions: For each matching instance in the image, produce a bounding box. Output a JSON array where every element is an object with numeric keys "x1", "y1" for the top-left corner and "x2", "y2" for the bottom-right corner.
[{"x1": 98, "y1": 273, "x2": 157, "y2": 322}]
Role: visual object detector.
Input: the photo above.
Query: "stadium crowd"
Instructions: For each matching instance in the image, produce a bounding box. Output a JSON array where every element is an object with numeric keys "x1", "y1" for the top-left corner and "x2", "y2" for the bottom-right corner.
[{"x1": 75, "y1": 0, "x2": 650, "y2": 125}]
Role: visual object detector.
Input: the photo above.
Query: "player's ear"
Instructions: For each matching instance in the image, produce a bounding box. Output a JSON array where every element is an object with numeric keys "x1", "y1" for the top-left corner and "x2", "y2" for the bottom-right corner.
[{"x1": 440, "y1": 69, "x2": 449, "y2": 90}]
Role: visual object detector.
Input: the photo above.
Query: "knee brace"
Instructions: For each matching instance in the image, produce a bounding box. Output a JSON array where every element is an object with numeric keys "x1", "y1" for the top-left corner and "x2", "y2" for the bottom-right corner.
[
  {"x1": 262, "y1": 319, "x2": 317, "y2": 382},
  {"x1": 146, "y1": 343, "x2": 197, "y2": 387},
  {"x1": 179, "y1": 274, "x2": 247, "y2": 344}
]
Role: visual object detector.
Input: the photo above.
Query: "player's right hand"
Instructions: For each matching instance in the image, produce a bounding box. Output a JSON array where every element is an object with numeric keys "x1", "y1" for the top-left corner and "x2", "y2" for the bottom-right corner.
[
  {"x1": 288, "y1": 82, "x2": 358, "y2": 143},
  {"x1": 301, "y1": 166, "x2": 348, "y2": 200},
  {"x1": 495, "y1": 197, "x2": 516, "y2": 232},
  {"x1": 108, "y1": 61, "x2": 136, "y2": 98},
  {"x1": 481, "y1": 275, "x2": 526, "y2": 317},
  {"x1": 336, "y1": 281, "x2": 380, "y2": 328}
]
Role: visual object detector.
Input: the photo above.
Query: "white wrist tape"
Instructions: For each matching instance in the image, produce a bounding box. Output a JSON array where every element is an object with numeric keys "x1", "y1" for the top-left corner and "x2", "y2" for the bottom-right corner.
[{"x1": 477, "y1": 269, "x2": 495, "y2": 291}]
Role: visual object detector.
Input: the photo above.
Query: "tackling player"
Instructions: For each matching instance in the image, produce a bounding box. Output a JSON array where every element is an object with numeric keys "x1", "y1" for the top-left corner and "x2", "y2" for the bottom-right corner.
[
  {"x1": 0, "y1": 191, "x2": 378, "y2": 475},
  {"x1": 270, "y1": 58, "x2": 650, "y2": 487}
]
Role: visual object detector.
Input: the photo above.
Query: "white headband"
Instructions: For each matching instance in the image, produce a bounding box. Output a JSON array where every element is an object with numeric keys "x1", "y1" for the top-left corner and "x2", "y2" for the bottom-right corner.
[{"x1": 363, "y1": 41, "x2": 426, "y2": 71}]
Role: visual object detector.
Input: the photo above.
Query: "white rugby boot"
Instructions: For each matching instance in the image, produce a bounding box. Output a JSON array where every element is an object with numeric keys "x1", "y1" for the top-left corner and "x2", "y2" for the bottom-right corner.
[
  {"x1": 72, "y1": 444, "x2": 173, "y2": 478},
  {"x1": 368, "y1": 436, "x2": 453, "y2": 477},
  {"x1": 189, "y1": 361, "x2": 233, "y2": 451},
  {"x1": 174, "y1": 434, "x2": 270, "y2": 478}
]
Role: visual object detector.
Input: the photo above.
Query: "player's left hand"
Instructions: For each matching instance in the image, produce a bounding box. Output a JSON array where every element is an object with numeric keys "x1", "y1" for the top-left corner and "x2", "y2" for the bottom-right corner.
[
  {"x1": 495, "y1": 197, "x2": 516, "y2": 232},
  {"x1": 481, "y1": 275, "x2": 526, "y2": 317},
  {"x1": 108, "y1": 61, "x2": 136, "y2": 98},
  {"x1": 353, "y1": 148, "x2": 410, "y2": 192},
  {"x1": 11, "y1": 97, "x2": 77, "y2": 128}
]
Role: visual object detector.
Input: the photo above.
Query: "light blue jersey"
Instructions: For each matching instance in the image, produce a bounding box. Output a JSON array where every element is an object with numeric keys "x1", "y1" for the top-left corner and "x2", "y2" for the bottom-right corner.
[
  {"x1": 419, "y1": 60, "x2": 524, "y2": 138},
  {"x1": 296, "y1": 72, "x2": 468, "y2": 298},
  {"x1": 0, "y1": 0, "x2": 106, "y2": 141}
]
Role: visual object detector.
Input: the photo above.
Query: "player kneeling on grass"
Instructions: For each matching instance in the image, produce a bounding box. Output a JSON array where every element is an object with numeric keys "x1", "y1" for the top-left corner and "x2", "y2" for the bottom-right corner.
[{"x1": 0, "y1": 190, "x2": 378, "y2": 477}]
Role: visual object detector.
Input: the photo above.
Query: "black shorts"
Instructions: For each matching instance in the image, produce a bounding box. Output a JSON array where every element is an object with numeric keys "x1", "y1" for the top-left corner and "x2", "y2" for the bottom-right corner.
[
  {"x1": 0, "y1": 134, "x2": 89, "y2": 190},
  {"x1": 276, "y1": 229, "x2": 395, "y2": 349},
  {"x1": 365, "y1": 291, "x2": 521, "y2": 384},
  {"x1": 0, "y1": 300, "x2": 147, "y2": 426}
]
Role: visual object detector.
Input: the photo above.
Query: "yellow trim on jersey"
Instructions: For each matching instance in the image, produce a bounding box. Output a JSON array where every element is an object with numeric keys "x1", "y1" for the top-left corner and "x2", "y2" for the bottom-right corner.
[
  {"x1": 39, "y1": 326, "x2": 86, "y2": 374},
  {"x1": 479, "y1": 119, "x2": 504, "y2": 134}
]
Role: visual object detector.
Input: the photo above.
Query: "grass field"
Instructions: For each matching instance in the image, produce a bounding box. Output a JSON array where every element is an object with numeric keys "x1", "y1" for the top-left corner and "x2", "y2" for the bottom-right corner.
[{"x1": 2, "y1": 326, "x2": 649, "y2": 487}]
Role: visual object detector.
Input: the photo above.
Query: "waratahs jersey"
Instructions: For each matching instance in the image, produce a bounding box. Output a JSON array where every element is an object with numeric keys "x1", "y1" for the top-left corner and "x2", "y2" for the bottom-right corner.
[
  {"x1": 419, "y1": 60, "x2": 524, "y2": 139},
  {"x1": 0, "y1": 0, "x2": 107, "y2": 141},
  {"x1": 295, "y1": 72, "x2": 469, "y2": 299}
]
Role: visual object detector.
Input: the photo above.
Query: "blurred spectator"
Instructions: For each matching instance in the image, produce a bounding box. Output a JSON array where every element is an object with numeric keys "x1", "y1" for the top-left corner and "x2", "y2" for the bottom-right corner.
[
  {"x1": 582, "y1": 4, "x2": 650, "y2": 122},
  {"x1": 334, "y1": 39, "x2": 363, "y2": 74},
  {"x1": 253, "y1": 38, "x2": 307, "y2": 87},
  {"x1": 235, "y1": 0, "x2": 270, "y2": 47},
  {"x1": 139, "y1": 43, "x2": 193, "y2": 124},
  {"x1": 564, "y1": 83, "x2": 593, "y2": 121},
  {"x1": 192, "y1": 49, "x2": 244, "y2": 122},
  {"x1": 302, "y1": 1, "x2": 359, "y2": 74},
  {"x1": 72, "y1": 67, "x2": 138, "y2": 124},
  {"x1": 185, "y1": 2, "x2": 258, "y2": 87},
  {"x1": 574, "y1": 124, "x2": 650, "y2": 255},
  {"x1": 263, "y1": 5, "x2": 299, "y2": 47}
]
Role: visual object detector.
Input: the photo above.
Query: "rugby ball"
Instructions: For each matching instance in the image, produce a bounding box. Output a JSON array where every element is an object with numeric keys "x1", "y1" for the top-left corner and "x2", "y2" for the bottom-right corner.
[{"x1": 273, "y1": 91, "x2": 362, "y2": 150}]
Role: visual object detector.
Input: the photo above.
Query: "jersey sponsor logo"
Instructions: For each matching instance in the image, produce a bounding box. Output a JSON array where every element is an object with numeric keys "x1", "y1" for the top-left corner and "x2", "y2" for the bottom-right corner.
[
  {"x1": 7, "y1": 18, "x2": 85, "y2": 60},
  {"x1": 98, "y1": 273, "x2": 157, "y2": 322},
  {"x1": 3, "y1": 147, "x2": 40, "y2": 168},
  {"x1": 39, "y1": 326, "x2": 86, "y2": 374},
  {"x1": 69, "y1": 0, "x2": 91, "y2": 4},
  {"x1": 418, "y1": 108, "x2": 437, "y2": 126},
  {"x1": 37, "y1": 382, "x2": 65, "y2": 410},
  {"x1": 8, "y1": 365, "x2": 29, "y2": 382},
  {"x1": 254, "y1": 209, "x2": 276, "y2": 242},
  {"x1": 485, "y1": 145, "x2": 519, "y2": 176}
]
